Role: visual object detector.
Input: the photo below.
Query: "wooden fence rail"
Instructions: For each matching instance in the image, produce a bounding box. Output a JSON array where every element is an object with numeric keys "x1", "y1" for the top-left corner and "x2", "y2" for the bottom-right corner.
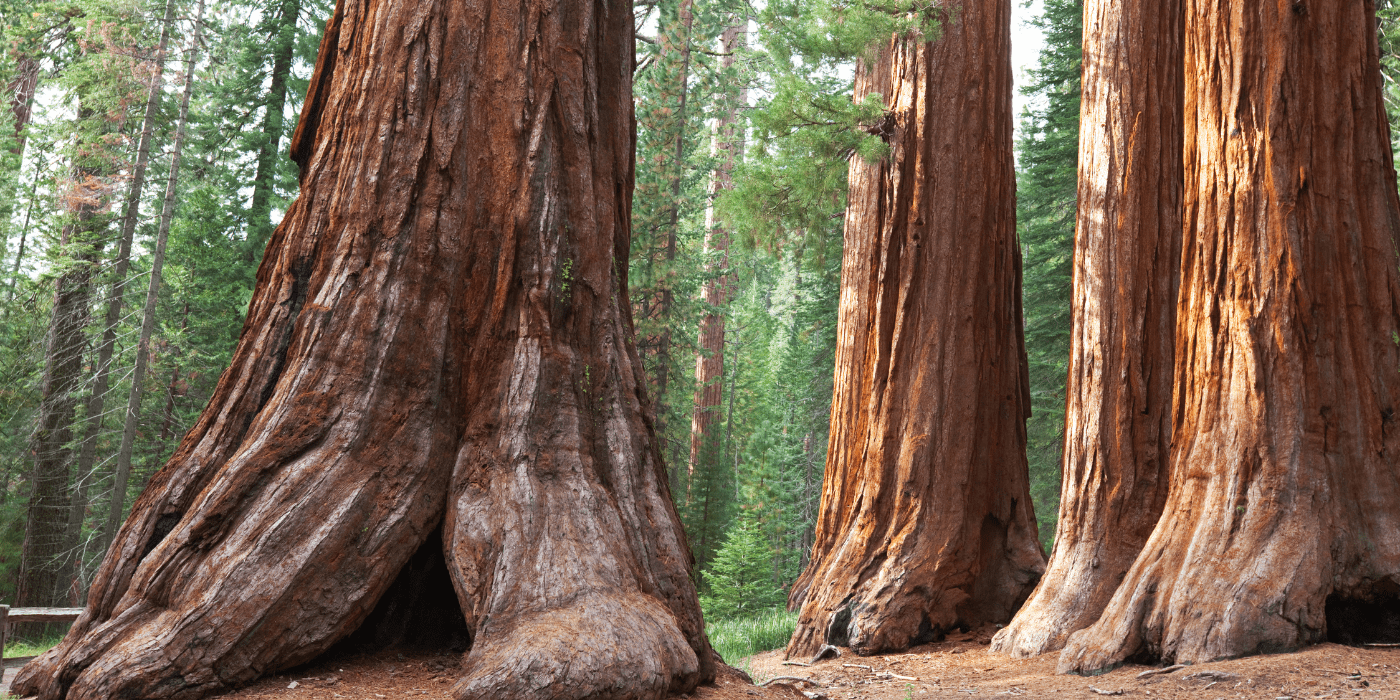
[{"x1": 0, "y1": 605, "x2": 83, "y2": 667}]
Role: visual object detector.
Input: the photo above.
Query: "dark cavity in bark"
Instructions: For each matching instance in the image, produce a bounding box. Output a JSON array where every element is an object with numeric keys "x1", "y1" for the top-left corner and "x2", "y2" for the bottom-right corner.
[{"x1": 326, "y1": 526, "x2": 471, "y2": 655}]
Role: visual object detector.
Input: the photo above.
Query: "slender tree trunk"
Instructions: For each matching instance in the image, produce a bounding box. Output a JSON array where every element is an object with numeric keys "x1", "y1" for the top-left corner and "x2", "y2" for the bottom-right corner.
[
  {"x1": 785, "y1": 0, "x2": 1045, "y2": 658},
  {"x1": 688, "y1": 24, "x2": 743, "y2": 479},
  {"x1": 650, "y1": 0, "x2": 695, "y2": 433},
  {"x1": 159, "y1": 302, "x2": 191, "y2": 443},
  {"x1": 7, "y1": 154, "x2": 42, "y2": 301},
  {"x1": 74, "y1": 0, "x2": 177, "y2": 577},
  {"x1": 15, "y1": 0, "x2": 713, "y2": 697},
  {"x1": 19, "y1": 148, "x2": 109, "y2": 607},
  {"x1": 245, "y1": 0, "x2": 303, "y2": 263},
  {"x1": 1060, "y1": 0, "x2": 1400, "y2": 673},
  {"x1": 4, "y1": 53, "x2": 41, "y2": 283},
  {"x1": 101, "y1": 0, "x2": 204, "y2": 559},
  {"x1": 990, "y1": 0, "x2": 1182, "y2": 659}
]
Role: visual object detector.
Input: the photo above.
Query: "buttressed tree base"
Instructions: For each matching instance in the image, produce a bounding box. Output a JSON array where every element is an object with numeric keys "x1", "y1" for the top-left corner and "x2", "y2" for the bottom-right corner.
[
  {"x1": 990, "y1": 0, "x2": 1182, "y2": 660},
  {"x1": 13, "y1": 0, "x2": 715, "y2": 698},
  {"x1": 1059, "y1": 0, "x2": 1400, "y2": 674},
  {"x1": 785, "y1": 0, "x2": 1045, "y2": 659}
]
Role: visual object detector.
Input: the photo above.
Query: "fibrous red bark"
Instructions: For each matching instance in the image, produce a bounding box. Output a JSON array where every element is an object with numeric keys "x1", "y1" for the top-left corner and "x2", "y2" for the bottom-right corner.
[
  {"x1": 1059, "y1": 0, "x2": 1400, "y2": 673},
  {"x1": 13, "y1": 0, "x2": 713, "y2": 698},
  {"x1": 785, "y1": 0, "x2": 1045, "y2": 658},
  {"x1": 990, "y1": 0, "x2": 1182, "y2": 659}
]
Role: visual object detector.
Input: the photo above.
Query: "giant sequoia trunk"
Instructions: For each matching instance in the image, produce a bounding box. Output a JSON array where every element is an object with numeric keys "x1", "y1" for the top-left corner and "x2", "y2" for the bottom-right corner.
[
  {"x1": 1059, "y1": 0, "x2": 1400, "y2": 673},
  {"x1": 13, "y1": 0, "x2": 714, "y2": 698},
  {"x1": 989, "y1": 0, "x2": 1182, "y2": 659},
  {"x1": 785, "y1": 0, "x2": 1045, "y2": 658}
]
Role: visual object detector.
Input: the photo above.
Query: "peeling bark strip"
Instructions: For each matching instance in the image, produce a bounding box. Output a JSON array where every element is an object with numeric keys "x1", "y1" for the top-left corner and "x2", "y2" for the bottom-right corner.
[
  {"x1": 13, "y1": 0, "x2": 713, "y2": 698},
  {"x1": 1059, "y1": 0, "x2": 1400, "y2": 673},
  {"x1": 990, "y1": 0, "x2": 1182, "y2": 659},
  {"x1": 785, "y1": 0, "x2": 1045, "y2": 659}
]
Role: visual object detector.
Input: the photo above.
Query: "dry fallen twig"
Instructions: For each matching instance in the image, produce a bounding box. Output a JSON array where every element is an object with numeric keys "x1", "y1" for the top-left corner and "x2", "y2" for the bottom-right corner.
[
  {"x1": 758, "y1": 676, "x2": 818, "y2": 688},
  {"x1": 1185, "y1": 670, "x2": 1239, "y2": 682},
  {"x1": 782, "y1": 660, "x2": 813, "y2": 667},
  {"x1": 875, "y1": 671, "x2": 919, "y2": 681},
  {"x1": 1136, "y1": 663, "x2": 1187, "y2": 678},
  {"x1": 1088, "y1": 686, "x2": 1124, "y2": 696}
]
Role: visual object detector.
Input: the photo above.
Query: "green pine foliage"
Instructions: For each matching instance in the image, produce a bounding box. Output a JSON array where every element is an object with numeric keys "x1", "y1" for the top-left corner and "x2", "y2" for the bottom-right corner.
[
  {"x1": 630, "y1": 0, "x2": 739, "y2": 475},
  {"x1": 1015, "y1": 0, "x2": 1081, "y2": 548},
  {"x1": 700, "y1": 509, "x2": 786, "y2": 620},
  {"x1": 0, "y1": 0, "x2": 332, "y2": 599},
  {"x1": 1379, "y1": 0, "x2": 1400, "y2": 159}
]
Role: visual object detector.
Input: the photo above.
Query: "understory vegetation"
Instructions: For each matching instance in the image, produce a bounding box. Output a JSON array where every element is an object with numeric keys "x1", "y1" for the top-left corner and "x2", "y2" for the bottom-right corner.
[{"x1": 707, "y1": 609, "x2": 800, "y2": 668}]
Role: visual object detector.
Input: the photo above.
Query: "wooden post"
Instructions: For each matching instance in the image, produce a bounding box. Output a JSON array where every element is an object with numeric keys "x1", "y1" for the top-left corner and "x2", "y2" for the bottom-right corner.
[{"x1": 1, "y1": 604, "x2": 10, "y2": 669}]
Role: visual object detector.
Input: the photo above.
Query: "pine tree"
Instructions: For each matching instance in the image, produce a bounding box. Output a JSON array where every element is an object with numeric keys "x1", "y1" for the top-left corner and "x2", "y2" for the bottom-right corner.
[
  {"x1": 701, "y1": 509, "x2": 786, "y2": 620},
  {"x1": 1014, "y1": 0, "x2": 1082, "y2": 546}
]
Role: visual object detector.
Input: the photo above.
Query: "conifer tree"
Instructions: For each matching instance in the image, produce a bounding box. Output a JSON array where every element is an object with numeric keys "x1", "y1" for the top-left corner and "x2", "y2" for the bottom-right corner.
[
  {"x1": 701, "y1": 510, "x2": 785, "y2": 620},
  {"x1": 1013, "y1": 0, "x2": 1081, "y2": 543}
]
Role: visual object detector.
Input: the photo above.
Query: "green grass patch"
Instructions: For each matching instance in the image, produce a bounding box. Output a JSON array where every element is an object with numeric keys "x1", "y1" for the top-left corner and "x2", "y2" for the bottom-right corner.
[
  {"x1": 706, "y1": 608, "x2": 798, "y2": 673},
  {"x1": 5, "y1": 632, "x2": 64, "y2": 659}
]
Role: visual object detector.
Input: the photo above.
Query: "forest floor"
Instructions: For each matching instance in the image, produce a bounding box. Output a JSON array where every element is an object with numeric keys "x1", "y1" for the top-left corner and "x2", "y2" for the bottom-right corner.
[
  {"x1": 6, "y1": 628, "x2": 1395, "y2": 699},
  {"x1": 202, "y1": 626, "x2": 1399, "y2": 700}
]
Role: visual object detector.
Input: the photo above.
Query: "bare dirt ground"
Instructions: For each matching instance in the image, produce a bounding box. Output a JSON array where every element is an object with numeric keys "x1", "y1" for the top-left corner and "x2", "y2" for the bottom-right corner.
[
  {"x1": 6, "y1": 630, "x2": 1389, "y2": 699},
  {"x1": 196, "y1": 626, "x2": 1400, "y2": 700},
  {"x1": 739, "y1": 628, "x2": 1400, "y2": 700}
]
